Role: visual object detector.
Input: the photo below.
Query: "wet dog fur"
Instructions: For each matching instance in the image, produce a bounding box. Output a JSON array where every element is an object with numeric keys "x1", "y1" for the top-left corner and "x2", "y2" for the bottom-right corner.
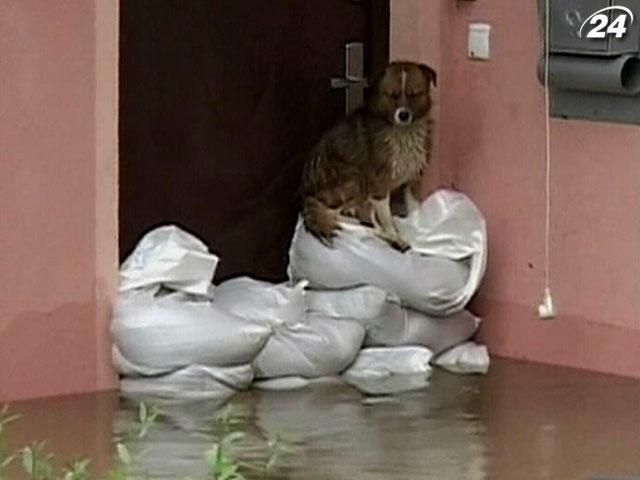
[{"x1": 301, "y1": 61, "x2": 437, "y2": 250}]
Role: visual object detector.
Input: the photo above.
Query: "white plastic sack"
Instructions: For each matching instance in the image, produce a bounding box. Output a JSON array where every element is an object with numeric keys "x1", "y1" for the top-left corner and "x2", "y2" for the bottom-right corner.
[
  {"x1": 254, "y1": 313, "x2": 365, "y2": 378},
  {"x1": 119, "y1": 364, "x2": 254, "y2": 400},
  {"x1": 343, "y1": 346, "x2": 434, "y2": 395},
  {"x1": 288, "y1": 190, "x2": 487, "y2": 315},
  {"x1": 345, "y1": 346, "x2": 434, "y2": 377},
  {"x1": 214, "y1": 278, "x2": 365, "y2": 379},
  {"x1": 120, "y1": 225, "x2": 219, "y2": 296},
  {"x1": 304, "y1": 285, "x2": 389, "y2": 320},
  {"x1": 433, "y1": 342, "x2": 490, "y2": 374},
  {"x1": 214, "y1": 277, "x2": 307, "y2": 325},
  {"x1": 112, "y1": 344, "x2": 170, "y2": 377},
  {"x1": 111, "y1": 290, "x2": 272, "y2": 374},
  {"x1": 253, "y1": 377, "x2": 311, "y2": 391},
  {"x1": 362, "y1": 303, "x2": 481, "y2": 355}
]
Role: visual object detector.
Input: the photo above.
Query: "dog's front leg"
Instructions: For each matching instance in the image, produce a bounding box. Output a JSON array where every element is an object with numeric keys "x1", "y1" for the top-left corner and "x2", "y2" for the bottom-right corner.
[{"x1": 371, "y1": 196, "x2": 410, "y2": 252}]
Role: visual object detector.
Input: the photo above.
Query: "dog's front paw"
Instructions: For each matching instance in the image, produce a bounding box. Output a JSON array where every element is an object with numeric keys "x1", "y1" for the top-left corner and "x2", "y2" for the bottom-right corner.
[
  {"x1": 387, "y1": 237, "x2": 411, "y2": 253},
  {"x1": 318, "y1": 235, "x2": 336, "y2": 249},
  {"x1": 312, "y1": 227, "x2": 341, "y2": 249}
]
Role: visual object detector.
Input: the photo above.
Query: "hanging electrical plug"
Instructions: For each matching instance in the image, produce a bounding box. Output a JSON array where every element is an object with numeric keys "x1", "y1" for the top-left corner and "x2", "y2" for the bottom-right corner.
[{"x1": 538, "y1": 287, "x2": 556, "y2": 319}]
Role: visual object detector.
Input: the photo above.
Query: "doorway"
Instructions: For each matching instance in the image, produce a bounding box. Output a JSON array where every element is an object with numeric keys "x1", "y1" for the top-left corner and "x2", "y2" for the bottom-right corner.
[{"x1": 119, "y1": 0, "x2": 390, "y2": 281}]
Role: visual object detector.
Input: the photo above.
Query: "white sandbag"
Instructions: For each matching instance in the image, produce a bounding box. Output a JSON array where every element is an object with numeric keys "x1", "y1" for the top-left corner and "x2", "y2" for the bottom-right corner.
[
  {"x1": 214, "y1": 278, "x2": 365, "y2": 378},
  {"x1": 433, "y1": 342, "x2": 490, "y2": 374},
  {"x1": 343, "y1": 346, "x2": 433, "y2": 395},
  {"x1": 214, "y1": 277, "x2": 307, "y2": 325},
  {"x1": 344, "y1": 346, "x2": 433, "y2": 377},
  {"x1": 120, "y1": 225, "x2": 219, "y2": 296},
  {"x1": 253, "y1": 313, "x2": 365, "y2": 378},
  {"x1": 111, "y1": 290, "x2": 272, "y2": 374},
  {"x1": 362, "y1": 303, "x2": 481, "y2": 355},
  {"x1": 119, "y1": 364, "x2": 253, "y2": 401},
  {"x1": 304, "y1": 285, "x2": 389, "y2": 320},
  {"x1": 253, "y1": 377, "x2": 311, "y2": 391},
  {"x1": 112, "y1": 344, "x2": 171, "y2": 377},
  {"x1": 288, "y1": 190, "x2": 487, "y2": 315}
]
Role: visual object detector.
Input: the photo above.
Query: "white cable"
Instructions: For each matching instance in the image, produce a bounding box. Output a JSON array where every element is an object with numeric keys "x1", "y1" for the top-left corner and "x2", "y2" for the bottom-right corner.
[
  {"x1": 544, "y1": 0, "x2": 551, "y2": 290},
  {"x1": 539, "y1": 0, "x2": 555, "y2": 319}
]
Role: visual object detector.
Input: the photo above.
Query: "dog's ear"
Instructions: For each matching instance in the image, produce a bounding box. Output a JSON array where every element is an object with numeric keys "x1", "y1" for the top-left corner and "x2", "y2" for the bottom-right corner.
[{"x1": 418, "y1": 63, "x2": 438, "y2": 88}]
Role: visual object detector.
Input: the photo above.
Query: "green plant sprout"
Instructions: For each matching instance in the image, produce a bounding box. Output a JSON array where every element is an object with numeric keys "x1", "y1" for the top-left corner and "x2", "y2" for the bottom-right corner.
[
  {"x1": 0, "y1": 404, "x2": 21, "y2": 480},
  {"x1": 21, "y1": 441, "x2": 55, "y2": 480},
  {"x1": 205, "y1": 441, "x2": 246, "y2": 480},
  {"x1": 208, "y1": 404, "x2": 301, "y2": 479},
  {"x1": 61, "y1": 459, "x2": 91, "y2": 480},
  {"x1": 0, "y1": 401, "x2": 301, "y2": 480},
  {"x1": 110, "y1": 402, "x2": 161, "y2": 480}
]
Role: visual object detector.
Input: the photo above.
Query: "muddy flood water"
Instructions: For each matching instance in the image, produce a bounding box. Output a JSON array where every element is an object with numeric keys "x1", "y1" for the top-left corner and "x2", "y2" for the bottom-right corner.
[{"x1": 5, "y1": 359, "x2": 639, "y2": 480}]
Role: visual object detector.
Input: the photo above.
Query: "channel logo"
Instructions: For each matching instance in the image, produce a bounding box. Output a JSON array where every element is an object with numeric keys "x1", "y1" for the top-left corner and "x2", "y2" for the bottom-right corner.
[{"x1": 578, "y1": 6, "x2": 635, "y2": 39}]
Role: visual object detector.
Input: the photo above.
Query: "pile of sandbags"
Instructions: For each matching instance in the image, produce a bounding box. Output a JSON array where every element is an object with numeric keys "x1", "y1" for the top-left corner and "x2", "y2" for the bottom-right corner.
[
  {"x1": 110, "y1": 190, "x2": 490, "y2": 399},
  {"x1": 214, "y1": 277, "x2": 365, "y2": 379},
  {"x1": 111, "y1": 227, "x2": 365, "y2": 398},
  {"x1": 290, "y1": 190, "x2": 490, "y2": 390},
  {"x1": 112, "y1": 227, "x2": 272, "y2": 399}
]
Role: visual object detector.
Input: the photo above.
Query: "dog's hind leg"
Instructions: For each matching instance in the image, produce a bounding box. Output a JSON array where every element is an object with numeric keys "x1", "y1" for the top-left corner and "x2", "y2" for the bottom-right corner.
[{"x1": 302, "y1": 196, "x2": 340, "y2": 246}]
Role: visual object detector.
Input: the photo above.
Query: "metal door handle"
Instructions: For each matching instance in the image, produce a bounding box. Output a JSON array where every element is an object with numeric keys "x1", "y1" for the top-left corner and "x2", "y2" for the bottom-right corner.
[
  {"x1": 330, "y1": 42, "x2": 368, "y2": 113},
  {"x1": 330, "y1": 77, "x2": 368, "y2": 89}
]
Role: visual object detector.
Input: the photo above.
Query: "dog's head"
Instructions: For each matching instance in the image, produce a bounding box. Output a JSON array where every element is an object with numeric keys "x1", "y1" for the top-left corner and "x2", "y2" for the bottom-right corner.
[{"x1": 368, "y1": 61, "x2": 437, "y2": 126}]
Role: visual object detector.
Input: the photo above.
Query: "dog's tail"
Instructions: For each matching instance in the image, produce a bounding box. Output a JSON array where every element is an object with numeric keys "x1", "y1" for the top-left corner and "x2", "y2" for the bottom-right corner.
[{"x1": 302, "y1": 197, "x2": 339, "y2": 243}]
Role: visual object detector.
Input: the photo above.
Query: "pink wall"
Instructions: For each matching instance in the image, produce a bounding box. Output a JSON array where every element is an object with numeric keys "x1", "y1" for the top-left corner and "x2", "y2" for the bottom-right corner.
[
  {"x1": 0, "y1": 0, "x2": 118, "y2": 401},
  {"x1": 392, "y1": 1, "x2": 640, "y2": 378}
]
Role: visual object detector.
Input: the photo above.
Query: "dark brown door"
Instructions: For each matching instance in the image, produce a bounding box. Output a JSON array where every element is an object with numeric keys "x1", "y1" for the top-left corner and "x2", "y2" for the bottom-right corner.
[{"x1": 119, "y1": 0, "x2": 389, "y2": 281}]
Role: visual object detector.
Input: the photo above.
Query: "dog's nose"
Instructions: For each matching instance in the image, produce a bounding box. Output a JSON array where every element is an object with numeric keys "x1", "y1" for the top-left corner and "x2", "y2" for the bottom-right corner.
[{"x1": 394, "y1": 108, "x2": 413, "y2": 125}]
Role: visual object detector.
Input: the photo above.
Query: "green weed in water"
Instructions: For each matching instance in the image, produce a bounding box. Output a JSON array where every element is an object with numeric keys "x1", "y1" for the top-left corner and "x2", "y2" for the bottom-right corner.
[
  {"x1": 0, "y1": 404, "x2": 21, "y2": 480},
  {"x1": 21, "y1": 441, "x2": 55, "y2": 480},
  {"x1": 0, "y1": 401, "x2": 300, "y2": 480}
]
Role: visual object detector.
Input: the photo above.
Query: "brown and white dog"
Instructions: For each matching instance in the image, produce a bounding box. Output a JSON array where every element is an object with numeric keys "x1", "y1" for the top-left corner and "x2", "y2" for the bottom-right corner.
[{"x1": 301, "y1": 61, "x2": 437, "y2": 250}]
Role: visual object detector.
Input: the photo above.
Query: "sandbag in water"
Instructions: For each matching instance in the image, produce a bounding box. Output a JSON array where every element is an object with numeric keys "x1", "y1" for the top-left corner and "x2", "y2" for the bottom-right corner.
[
  {"x1": 111, "y1": 289, "x2": 272, "y2": 374},
  {"x1": 214, "y1": 277, "x2": 365, "y2": 379}
]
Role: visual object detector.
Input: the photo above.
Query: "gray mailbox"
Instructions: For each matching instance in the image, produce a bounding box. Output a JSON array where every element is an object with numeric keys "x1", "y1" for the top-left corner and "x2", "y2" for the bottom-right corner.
[{"x1": 539, "y1": 0, "x2": 640, "y2": 124}]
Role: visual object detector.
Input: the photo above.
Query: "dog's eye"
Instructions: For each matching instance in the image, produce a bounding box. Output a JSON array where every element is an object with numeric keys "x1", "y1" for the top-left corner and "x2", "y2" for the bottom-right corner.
[
  {"x1": 409, "y1": 91, "x2": 425, "y2": 98},
  {"x1": 386, "y1": 91, "x2": 400, "y2": 99}
]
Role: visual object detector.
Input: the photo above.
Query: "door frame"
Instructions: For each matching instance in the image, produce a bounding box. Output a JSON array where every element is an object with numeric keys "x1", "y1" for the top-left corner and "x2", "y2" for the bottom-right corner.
[{"x1": 100, "y1": 0, "x2": 440, "y2": 282}]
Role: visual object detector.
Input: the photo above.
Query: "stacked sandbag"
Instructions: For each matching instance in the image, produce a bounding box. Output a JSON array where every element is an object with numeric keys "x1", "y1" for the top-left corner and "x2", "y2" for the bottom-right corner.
[
  {"x1": 111, "y1": 226, "x2": 271, "y2": 398},
  {"x1": 214, "y1": 277, "x2": 365, "y2": 379},
  {"x1": 304, "y1": 287, "x2": 480, "y2": 355},
  {"x1": 111, "y1": 291, "x2": 272, "y2": 372},
  {"x1": 290, "y1": 190, "x2": 491, "y2": 379},
  {"x1": 432, "y1": 342, "x2": 490, "y2": 374},
  {"x1": 343, "y1": 346, "x2": 434, "y2": 395},
  {"x1": 288, "y1": 190, "x2": 487, "y2": 316},
  {"x1": 119, "y1": 225, "x2": 218, "y2": 296}
]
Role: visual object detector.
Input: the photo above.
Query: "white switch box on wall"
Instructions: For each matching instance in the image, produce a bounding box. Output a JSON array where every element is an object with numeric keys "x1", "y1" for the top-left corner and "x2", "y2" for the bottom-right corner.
[{"x1": 468, "y1": 23, "x2": 491, "y2": 60}]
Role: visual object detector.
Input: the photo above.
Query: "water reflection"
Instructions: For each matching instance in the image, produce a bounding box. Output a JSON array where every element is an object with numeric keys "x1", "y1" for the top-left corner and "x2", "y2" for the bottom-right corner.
[
  {"x1": 6, "y1": 359, "x2": 639, "y2": 480},
  {"x1": 115, "y1": 371, "x2": 489, "y2": 480}
]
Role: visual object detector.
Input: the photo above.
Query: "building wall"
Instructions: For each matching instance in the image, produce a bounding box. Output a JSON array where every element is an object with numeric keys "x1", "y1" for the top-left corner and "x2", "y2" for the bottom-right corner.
[
  {"x1": 391, "y1": 0, "x2": 640, "y2": 378},
  {"x1": 0, "y1": 0, "x2": 118, "y2": 400}
]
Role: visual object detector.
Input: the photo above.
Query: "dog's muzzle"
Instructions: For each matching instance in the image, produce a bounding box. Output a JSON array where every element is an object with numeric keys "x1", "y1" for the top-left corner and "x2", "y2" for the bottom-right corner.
[{"x1": 394, "y1": 107, "x2": 413, "y2": 125}]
